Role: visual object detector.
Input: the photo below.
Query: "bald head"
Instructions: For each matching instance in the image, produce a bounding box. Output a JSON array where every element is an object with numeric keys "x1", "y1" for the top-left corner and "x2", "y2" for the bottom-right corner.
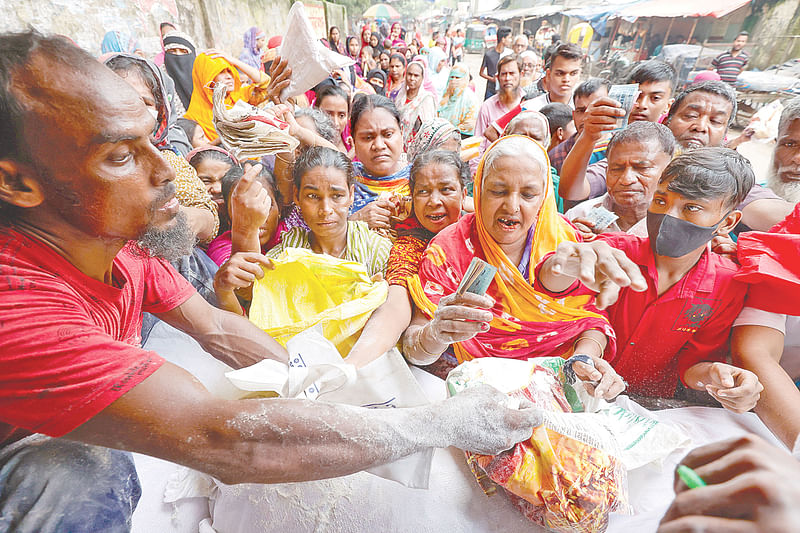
[{"x1": 0, "y1": 31, "x2": 149, "y2": 166}]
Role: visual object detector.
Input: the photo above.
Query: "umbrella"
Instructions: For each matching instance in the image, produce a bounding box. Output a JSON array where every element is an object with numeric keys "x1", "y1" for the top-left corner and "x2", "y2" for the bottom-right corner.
[{"x1": 363, "y1": 3, "x2": 401, "y2": 19}]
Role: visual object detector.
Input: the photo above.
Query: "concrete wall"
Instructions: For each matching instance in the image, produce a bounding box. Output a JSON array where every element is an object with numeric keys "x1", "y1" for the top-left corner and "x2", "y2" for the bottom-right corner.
[
  {"x1": 0, "y1": 0, "x2": 293, "y2": 59},
  {"x1": 748, "y1": 0, "x2": 800, "y2": 70}
]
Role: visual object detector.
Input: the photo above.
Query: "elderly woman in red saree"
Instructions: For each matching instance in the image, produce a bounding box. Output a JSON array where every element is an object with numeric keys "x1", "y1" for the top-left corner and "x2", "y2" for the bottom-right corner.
[{"x1": 403, "y1": 135, "x2": 625, "y2": 398}]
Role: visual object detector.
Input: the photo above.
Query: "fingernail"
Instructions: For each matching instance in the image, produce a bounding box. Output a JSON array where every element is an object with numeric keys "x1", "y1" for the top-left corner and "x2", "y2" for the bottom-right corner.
[
  {"x1": 481, "y1": 323, "x2": 490, "y2": 331},
  {"x1": 553, "y1": 264, "x2": 562, "y2": 273}
]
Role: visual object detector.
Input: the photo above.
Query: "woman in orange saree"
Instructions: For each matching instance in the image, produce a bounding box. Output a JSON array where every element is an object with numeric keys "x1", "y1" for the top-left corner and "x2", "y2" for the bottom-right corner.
[{"x1": 405, "y1": 135, "x2": 624, "y2": 397}]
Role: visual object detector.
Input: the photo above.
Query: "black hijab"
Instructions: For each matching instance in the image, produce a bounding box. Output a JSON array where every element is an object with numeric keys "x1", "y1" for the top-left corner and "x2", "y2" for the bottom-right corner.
[
  {"x1": 366, "y1": 68, "x2": 387, "y2": 96},
  {"x1": 163, "y1": 32, "x2": 196, "y2": 109}
]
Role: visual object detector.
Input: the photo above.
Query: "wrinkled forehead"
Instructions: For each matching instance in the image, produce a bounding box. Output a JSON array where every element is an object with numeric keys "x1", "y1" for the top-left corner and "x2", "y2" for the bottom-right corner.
[
  {"x1": 678, "y1": 91, "x2": 732, "y2": 115},
  {"x1": 11, "y1": 51, "x2": 146, "y2": 150}
]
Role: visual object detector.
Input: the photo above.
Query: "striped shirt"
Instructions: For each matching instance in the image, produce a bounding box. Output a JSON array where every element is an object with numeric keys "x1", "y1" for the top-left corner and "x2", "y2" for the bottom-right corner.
[
  {"x1": 711, "y1": 50, "x2": 749, "y2": 84},
  {"x1": 266, "y1": 221, "x2": 391, "y2": 278}
]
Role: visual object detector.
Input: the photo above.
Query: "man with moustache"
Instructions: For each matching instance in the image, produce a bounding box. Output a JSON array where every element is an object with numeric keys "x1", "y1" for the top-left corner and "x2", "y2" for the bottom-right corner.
[{"x1": 0, "y1": 31, "x2": 543, "y2": 532}]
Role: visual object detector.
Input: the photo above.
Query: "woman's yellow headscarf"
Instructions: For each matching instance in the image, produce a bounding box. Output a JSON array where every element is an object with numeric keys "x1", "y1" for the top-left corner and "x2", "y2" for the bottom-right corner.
[
  {"x1": 184, "y1": 53, "x2": 267, "y2": 142},
  {"x1": 408, "y1": 135, "x2": 615, "y2": 362}
]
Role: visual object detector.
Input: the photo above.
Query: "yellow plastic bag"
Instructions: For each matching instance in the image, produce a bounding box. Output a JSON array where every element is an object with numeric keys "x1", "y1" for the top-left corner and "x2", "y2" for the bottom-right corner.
[{"x1": 249, "y1": 248, "x2": 388, "y2": 356}]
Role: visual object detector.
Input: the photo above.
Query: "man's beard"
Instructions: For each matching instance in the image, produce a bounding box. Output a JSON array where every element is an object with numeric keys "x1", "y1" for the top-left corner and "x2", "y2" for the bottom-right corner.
[
  {"x1": 767, "y1": 155, "x2": 800, "y2": 204},
  {"x1": 131, "y1": 210, "x2": 196, "y2": 262}
]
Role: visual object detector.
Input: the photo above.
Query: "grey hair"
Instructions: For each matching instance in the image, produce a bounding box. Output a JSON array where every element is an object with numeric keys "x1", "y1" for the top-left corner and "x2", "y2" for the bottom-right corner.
[
  {"x1": 607, "y1": 121, "x2": 676, "y2": 157},
  {"x1": 513, "y1": 35, "x2": 528, "y2": 45},
  {"x1": 504, "y1": 110, "x2": 551, "y2": 147},
  {"x1": 294, "y1": 107, "x2": 339, "y2": 145},
  {"x1": 778, "y1": 97, "x2": 800, "y2": 135},
  {"x1": 483, "y1": 136, "x2": 548, "y2": 185}
]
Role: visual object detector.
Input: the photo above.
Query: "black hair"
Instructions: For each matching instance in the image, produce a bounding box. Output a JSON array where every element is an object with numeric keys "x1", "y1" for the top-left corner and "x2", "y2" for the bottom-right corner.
[
  {"x1": 737, "y1": 31, "x2": 749, "y2": 38},
  {"x1": 659, "y1": 147, "x2": 754, "y2": 209},
  {"x1": 105, "y1": 55, "x2": 165, "y2": 122},
  {"x1": 0, "y1": 31, "x2": 102, "y2": 164},
  {"x1": 545, "y1": 43, "x2": 583, "y2": 69},
  {"x1": 389, "y1": 53, "x2": 407, "y2": 66},
  {"x1": 627, "y1": 60, "x2": 676, "y2": 92},
  {"x1": 666, "y1": 80, "x2": 737, "y2": 127},
  {"x1": 539, "y1": 102, "x2": 573, "y2": 135},
  {"x1": 497, "y1": 53, "x2": 523, "y2": 74},
  {"x1": 607, "y1": 121, "x2": 676, "y2": 157},
  {"x1": 292, "y1": 146, "x2": 355, "y2": 191},
  {"x1": 294, "y1": 107, "x2": 339, "y2": 145},
  {"x1": 221, "y1": 164, "x2": 278, "y2": 211},
  {"x1": 379, "y1": 50, "x2": 391, "y2": 59},
  {"x1": 497, "y1": 27, "x2": 512, "y2": 41},
  {"x1": 160, "y1": 22, "x2": 176, "y2": 32},
  {"x1": 410, "y1": 149, "x2": 469, "y2": 191},
  {"x1": 188, "y1": 148, "x2": 237, "y2": 169},
  {"x1": 573, "y1": 77, "x2": 611, "y2": 101},
  {"x1": 176, "y1": 117, "x2": 200, "y2": 140},
  {"x1": 314, "y1": 84, "x2": 350, "y2": 112},
  {"x1": 349, "y1": 93, "x2": 401, "y2": 135}
]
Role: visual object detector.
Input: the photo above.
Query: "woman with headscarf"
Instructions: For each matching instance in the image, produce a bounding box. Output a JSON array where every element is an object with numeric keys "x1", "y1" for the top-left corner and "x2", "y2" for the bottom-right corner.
[
  {"x1": 405, "y1": 118, "x2": 460, "y2": 162},
  {"x1": 438, "y1": 63, "x2": 479, "y2": 136},
  {"x1": 361, "y1": 26, "x2": 372, "y2": 51},
  {"x1": 163, "y1": 31, "x2": 197, "y2": 109},
  {"x1": 328, "y1": 26, "x2": 345, "y2": 55},
  {"x1": 101, "y1": 30, "x2": 141, "y2": 55},
  {"x1": 394, "y1": 59, "x2": 437, "y2": 145},
  {"x1": 389, "y1": 22, "x2": 405, "y2": 48},
  {"x1": 386, "y1": 53, "x2": 406, "y2": 99},
  {"x1": 184, "y1": 50, "x2": 270, "y2": 143},
  {"x1": 404, "y1": 136, "x2": 621, "y2": 390},
  {"x1": 426, "y1": 45, "x2": 449, "y2": 101},
  {"x1": 369, "y1": 32, "x2": 384, "y2": 55},
  {"x1": 366, "y1": 68, "x2": 387, "y2": 97},
  {"x1": 153, "y1": 22, "x2": 176, "y2": 67},
  {"x1": 345, "y1": 36, "x2": 363, "y2": 77},
  {"x1": 239, "y1": 27, "x2": 266, "y2": 72}
]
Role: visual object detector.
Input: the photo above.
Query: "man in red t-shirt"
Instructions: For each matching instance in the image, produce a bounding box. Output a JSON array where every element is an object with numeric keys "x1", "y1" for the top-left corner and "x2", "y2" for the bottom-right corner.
[
  {"x1": 0, "y1": 32, "x2": 543, "y2": 531},
  {"x1": 538, "y1": 147, "x2": 763, "y2": 410}
]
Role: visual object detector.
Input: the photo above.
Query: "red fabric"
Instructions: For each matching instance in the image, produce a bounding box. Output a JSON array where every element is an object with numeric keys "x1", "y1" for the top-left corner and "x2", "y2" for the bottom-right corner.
[
  {"x1": 555, "y1": 233, "x2": 747, "y2": 397},
  {"x1": 492, "y1": 103, "x2": 523, "y2": 134},
  {"x1": 735, "y1": 202, "x2": 800, "y2": 315},
  {"x1": 0, "y1": 228, "x2": 195, "y2": 443}
]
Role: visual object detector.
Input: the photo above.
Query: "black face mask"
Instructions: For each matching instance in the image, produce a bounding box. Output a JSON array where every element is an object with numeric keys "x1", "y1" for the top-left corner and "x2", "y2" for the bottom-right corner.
[{"x1": 646, "y1": 211, "x2": 728, "y2": 258}]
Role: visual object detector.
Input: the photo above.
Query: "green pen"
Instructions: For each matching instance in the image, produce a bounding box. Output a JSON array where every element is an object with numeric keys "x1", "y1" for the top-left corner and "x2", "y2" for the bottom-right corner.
[{"x1": 677, "y1": 465, "x2": 707, "y2": 489}]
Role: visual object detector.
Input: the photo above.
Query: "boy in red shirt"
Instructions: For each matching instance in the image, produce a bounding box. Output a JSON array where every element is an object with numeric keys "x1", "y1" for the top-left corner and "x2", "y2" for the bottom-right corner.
[{"x1": 538, "y1": 147, "x2": 763, "y2": 411}]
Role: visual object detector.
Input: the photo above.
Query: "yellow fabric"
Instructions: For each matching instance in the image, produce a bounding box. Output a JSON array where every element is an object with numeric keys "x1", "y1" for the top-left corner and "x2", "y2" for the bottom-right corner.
[
  {"x1": 184, "y1": 53, "x2": 268, "y2": 141},
  {"x1": 407, "y1": 135, "x2": 608, "y2": 364},
  {"x1": 249, "y1": 248, "x2": 389, "y2": 357},
  {"x1": 160, "y1": 150, "x2": 219, "y2": 241}
]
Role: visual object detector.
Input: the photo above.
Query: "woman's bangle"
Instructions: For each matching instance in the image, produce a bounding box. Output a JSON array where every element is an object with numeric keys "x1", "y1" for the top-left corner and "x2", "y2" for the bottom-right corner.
[
  {"x1": 416, "y1": 326, "x2": 441, "y2": 359},
  {"x1": 573, "y1": 335, "x2": 605, "y2": 358}
]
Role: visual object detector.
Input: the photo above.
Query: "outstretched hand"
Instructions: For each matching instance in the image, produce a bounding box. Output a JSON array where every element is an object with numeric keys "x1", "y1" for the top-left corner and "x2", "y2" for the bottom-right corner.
[
  {"x1": 546, "y1": 240, "x2": 648, "y2": 309},
  {"x1": 267, "y1": 57, "x2": 292, "y2": 104}
]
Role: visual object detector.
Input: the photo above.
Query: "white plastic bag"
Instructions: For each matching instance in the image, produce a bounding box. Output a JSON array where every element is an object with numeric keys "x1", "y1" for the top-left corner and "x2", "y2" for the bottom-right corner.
[
  {"x1": 225, "y1": 326, "x2": 434, "y2": 488},
  {"x1": 277, "y1": 3, "x2": 354, "y2": 100}
]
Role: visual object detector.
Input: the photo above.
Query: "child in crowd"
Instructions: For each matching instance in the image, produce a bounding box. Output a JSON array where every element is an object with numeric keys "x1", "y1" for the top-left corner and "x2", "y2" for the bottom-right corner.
[
  {"x1": 176, "y1": 118, "x2": 212, "y2": 149},
  {"x1": 538, "y1": 147, "x2": 763, "y2": 411}
]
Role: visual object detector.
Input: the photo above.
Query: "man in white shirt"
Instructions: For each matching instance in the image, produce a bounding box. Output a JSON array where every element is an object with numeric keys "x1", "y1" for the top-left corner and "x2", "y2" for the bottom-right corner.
[{"x1": 525, "y1": 43, "x2": 582, "y2": 111}]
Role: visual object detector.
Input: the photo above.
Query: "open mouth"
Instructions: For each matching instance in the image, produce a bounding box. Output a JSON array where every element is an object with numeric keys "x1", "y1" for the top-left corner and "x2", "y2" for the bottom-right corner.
[
  {"x1": 497, "y1": 217, "x2": 520, "y2": 230},
  {"x1": 426, "y1": 213, "x2": 447, "y2": 222}
]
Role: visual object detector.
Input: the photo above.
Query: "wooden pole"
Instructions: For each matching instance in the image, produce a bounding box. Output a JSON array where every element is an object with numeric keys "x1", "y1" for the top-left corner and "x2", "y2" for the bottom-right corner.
[
  {"x1": 687, "y1": 18, "x2": 699, "y2": 43},
  {"x1": 662, "y1": 17, "x2": 675, "y2": 46},
  {"x1": 637, "y1": 21, "x2": 650, "y2": 59}
]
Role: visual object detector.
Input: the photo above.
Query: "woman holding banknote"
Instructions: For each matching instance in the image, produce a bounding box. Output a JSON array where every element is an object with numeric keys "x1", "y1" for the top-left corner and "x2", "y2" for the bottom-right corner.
[{"x1": 402, "y1": 136, "x2": 625, "y2": 397}]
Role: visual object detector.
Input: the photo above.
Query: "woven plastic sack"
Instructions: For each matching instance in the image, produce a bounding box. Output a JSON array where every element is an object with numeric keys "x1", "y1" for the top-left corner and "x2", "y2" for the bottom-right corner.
[
  {"x1": 447, "y1": 357, "x2": 629, "y2": 533},
  {"x1": 249, "y1": 248, "x2": 388, "y2": 356}
]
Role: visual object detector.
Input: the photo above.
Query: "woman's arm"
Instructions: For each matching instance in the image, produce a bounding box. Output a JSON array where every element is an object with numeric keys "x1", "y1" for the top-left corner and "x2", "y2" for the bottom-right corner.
[
  {"x1": 401, "y1": 292, "x2": 493, "y2": 366},
  {"x1": 346, "y1": 285, "x2": 413, "y2": 368}
]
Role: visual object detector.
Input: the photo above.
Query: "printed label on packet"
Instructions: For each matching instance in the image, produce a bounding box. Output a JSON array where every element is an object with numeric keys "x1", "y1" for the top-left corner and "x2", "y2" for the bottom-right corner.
[
  {"x1": 585, "y1": 205, "x2": 619, "y2": 232},
  {"x1": 608, "y1": 83, "x2": 640, "y2": 132}
]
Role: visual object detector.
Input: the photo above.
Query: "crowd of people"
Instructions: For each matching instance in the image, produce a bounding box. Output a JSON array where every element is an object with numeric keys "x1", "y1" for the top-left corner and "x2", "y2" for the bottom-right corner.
[{"x1": 1, "y1": 15, "x2": 800, "y2": 532}]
